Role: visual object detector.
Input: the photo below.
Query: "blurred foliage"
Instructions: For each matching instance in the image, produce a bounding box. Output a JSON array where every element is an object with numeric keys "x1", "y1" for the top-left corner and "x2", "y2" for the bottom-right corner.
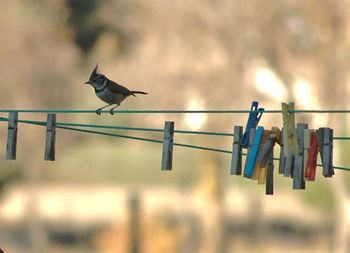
[{"x1": 66, "y1": 0, "x2": 101, "y2": 53}]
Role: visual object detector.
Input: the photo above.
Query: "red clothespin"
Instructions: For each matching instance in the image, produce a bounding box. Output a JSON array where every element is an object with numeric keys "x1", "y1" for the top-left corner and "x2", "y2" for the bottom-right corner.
[{"x1": 305, "y1": 131, "x2": 318, "y2": 181}]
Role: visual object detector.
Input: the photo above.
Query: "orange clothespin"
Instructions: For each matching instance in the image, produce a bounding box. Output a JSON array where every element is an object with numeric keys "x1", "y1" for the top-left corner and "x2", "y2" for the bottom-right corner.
[
  {"x1": 253, "y1": 130, "x2": 271, "y2": 181},
  {"x1": 255, "y1": 128, "x2": 281, "y2": 184}
]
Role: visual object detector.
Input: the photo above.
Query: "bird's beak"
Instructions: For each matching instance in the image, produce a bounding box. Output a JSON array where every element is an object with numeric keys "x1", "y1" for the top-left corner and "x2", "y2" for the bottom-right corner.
[{"x1": 84, "y1": 81, "x2": 90, "y2": 84}]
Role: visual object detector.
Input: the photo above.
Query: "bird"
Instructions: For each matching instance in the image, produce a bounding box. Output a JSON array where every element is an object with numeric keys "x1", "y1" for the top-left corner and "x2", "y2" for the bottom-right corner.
[{"x1": 85, "y1": 64, "x2": 148, "y2": 115}]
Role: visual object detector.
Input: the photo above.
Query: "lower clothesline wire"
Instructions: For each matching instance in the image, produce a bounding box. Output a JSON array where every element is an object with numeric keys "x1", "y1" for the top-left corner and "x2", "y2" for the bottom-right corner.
[{"x1": 0, "y1": 117, "x2": 349, "y2": 171}]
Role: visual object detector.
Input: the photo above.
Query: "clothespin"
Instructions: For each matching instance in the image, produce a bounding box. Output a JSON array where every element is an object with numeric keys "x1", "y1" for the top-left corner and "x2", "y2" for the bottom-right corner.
[
  {"x1": 230, "y1": 126, "x2": 243, "y2": 175},
  {"x1": 303, "y1": 129, "x2": 310, "y2": 177},
  {"x1": 161, "y1": 121, "x2": 174, "y2": 171},
  {"x1": 243, "y1": 128, "x2": 256, "y2": 175},
  {"x1": 44, "y1": 114, "x2": 56, "y2": 161},
  {"x1": 252, "y1": 129, "x2": 270, "y2": 180},
  {"x1": 293, "y1": 123, "x2": 308, "y2": 190},
  {"x1": 256, "y1": 127, "x2": 281, "y2": 184},
  {"x1": 304, "y1": 130, "x2": 318, "y2": 181},
  {"x1": 6, "y1": 112, "x2": 18, "y2": 160},
  {"x1": 317, "y1": 128, "x2": 334, "y2": 177},
  {"x1": 240, "y1": 101, "x2": 264, "y2": 148},
  {"x1": 266, "y1": 151, "x2": 274, "y2": 195},
  {"x1": 281, "y1": 102, "x2": 298, "y2": 177},
  {"x1": 244, "y1": 126, "x2": 264, "y2": 178},
  {"x1": 278, "y1": 128, "x2": 285, "y2": 174}
]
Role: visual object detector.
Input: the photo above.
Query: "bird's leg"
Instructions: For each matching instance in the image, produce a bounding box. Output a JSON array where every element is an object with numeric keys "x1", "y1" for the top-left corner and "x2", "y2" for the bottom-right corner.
[
  {"x1": 96, "y1": 104, "x2": 113, "y2": 115},
  {"x1": 109, "y1": 104, "x2": 120, "y2": 115}
]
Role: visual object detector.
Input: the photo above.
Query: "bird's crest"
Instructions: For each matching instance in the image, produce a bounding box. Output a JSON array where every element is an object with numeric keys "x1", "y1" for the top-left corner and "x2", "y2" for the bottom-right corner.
[{"x1": 88, "y1": 64, "x2": 101, "y2": 81}]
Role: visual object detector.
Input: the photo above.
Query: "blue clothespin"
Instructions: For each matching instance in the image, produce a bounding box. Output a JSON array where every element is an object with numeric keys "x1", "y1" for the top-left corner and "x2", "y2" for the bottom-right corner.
[
  {"x1": 244, "y1": 126, "x2": 264, "y2": 178},
  {"x1": 241, "y1": 101, "x2": 264, "y2": 148}
]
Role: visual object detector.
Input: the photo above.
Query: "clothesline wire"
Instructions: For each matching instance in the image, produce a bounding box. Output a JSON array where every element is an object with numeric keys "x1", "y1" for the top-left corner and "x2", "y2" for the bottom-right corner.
[
  {"x1": 0, "y1": 116, "x2": 349, "y2": 172},
  {"x1": 2, "y1": 109, "x2": 350, "y2": 114},
  {"x1": 1, "y1": 117, "x2": 349, "y2": 139}
]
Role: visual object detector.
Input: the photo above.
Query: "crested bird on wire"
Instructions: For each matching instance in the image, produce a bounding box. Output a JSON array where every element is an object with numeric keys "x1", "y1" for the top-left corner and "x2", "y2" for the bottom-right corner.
[{"x1": 85, "y1": 64, "x2": 148, "y2": 115}]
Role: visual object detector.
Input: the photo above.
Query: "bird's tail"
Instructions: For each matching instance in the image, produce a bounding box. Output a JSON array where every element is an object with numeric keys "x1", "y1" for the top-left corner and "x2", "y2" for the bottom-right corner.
[{"x1": 131, "y1": 91, "x2": 148, "y2": 97}]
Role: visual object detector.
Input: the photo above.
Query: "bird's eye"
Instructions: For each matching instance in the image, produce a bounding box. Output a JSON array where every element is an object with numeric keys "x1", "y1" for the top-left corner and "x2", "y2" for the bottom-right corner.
[{"x1": 93, "y1": 75, "x2": 102, "y2": 81}]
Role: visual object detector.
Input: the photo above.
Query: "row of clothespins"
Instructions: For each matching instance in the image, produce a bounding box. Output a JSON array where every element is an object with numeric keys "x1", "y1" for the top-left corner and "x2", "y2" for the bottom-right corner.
[
  {"x1": 3, "y1": 102, "x2": 334, "y2": 196},
  {"x1": 5, "y1": 112, "x2": 56, "y2": 161},
  {"x1": 161, "y1": 102, "x2": 334, "y2": 195}
]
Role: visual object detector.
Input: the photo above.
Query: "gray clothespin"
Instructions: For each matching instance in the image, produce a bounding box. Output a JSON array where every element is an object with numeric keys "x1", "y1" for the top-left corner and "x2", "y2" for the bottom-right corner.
[
  {"x1": 266, "y1": 151, "x2": 274, "y2": 195},
  {"x1": 230, "y1": 126, "x2": 243, "y2": 175},
  {"x1": 44, "y1": 114, "x2": 56, "y2": 161},
  {"x1": 256, "y1": 127, "x2": 281, "y2": 169},
  {"x1": 278, "y1": 128, "x2": 285, "y2": 174},
  {"x1": 317, "y1": 128, "x2": 334, "y2": 177},
  {"x1": 6, "y1": 112, "x2": 18, "y2": 160},
  {"x1": 293, "y1": 123, "x2": 308, "y2": 190},
  {"x1": 161, "y1": 121, "x2": 174, "y2": 171}
]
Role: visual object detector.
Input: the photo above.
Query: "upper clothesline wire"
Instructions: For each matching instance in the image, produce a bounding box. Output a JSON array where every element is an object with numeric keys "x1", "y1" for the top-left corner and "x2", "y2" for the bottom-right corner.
[{"x1": 1, "y1": 109, "x2": 350, "y2": 114}]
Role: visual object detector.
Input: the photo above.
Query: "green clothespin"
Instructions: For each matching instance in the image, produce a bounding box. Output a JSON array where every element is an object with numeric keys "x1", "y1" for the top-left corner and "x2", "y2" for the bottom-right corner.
[{"x1": 281, "y1": 102, "x2": 298, "y2": 177}]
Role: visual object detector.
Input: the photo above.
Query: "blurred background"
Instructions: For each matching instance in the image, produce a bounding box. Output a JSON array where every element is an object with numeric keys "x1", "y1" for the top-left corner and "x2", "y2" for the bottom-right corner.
[{"x1": 0, "y1": 0, "x2": 350, "y2": 252}]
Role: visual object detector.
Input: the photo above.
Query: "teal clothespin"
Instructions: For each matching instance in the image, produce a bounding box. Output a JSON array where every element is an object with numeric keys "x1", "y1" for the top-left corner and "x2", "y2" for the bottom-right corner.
[
  {"x1": 281, "y1": 102, "x2": 298, "y2": 177},
  {"x1": 230, "y1": 125, "x2": 243, "y2": 175},
  {"x1": 241, "y1": 102, "x2": 264, "y2": 148},
  {"x1": 243, "y1": 128, "x2": 256, "y2": 176},
  {"x1": 244, "y1": 126, "x2": 264, "y2": 178}
]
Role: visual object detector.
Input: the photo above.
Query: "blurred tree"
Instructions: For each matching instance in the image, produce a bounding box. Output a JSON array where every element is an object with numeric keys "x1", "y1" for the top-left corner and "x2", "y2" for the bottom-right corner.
[{"x1": 65, "y1": 0, "x2": 102, "y2": 53}]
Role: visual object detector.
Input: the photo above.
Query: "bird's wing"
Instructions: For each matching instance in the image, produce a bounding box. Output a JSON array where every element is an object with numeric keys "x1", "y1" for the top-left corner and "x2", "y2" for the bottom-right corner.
[{"x1": 107, "y1": 79, "x2": 133, "y2": 96}]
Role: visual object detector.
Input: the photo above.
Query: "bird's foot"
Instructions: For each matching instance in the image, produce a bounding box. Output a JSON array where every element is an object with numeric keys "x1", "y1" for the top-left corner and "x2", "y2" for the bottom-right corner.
[
  {"x1": 96, "y1": 109, "x2": 102, "y2": 115},
  {"x1": 109, "y1": 104, "x2": 120, "y2": 115}
]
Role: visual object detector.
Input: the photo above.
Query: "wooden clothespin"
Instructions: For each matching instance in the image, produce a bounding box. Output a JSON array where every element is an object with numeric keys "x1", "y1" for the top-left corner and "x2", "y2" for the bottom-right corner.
[
  {"x1": 317, "y1": 128, "x2": 334, "y2": 177},
  {"x1": 256, "y1": 127, "x2": 281, "y2": 184},
  {"x1": 243, "y1": 128, "x2": 256, "y2": 176},
  {"x1": 6, "y1": 112, "x2": 18, "y2": 160},
  {"x1": 44, "y1": 114, "x2": 56, "y2": 161},
  {"x1": 278, "y1": 128, "x2": 285, "y2": 174},
  {"x1": 240, "y1": 101, "x2": 264, "y2": 148},
  {"x1": 303, "y1": 129, "x2": 310, "y2": 178},
  {"x1": 304, "y1": 130, "x2": 318, "y2": 181},
  {"x1": 281, "y1": 102, "x2": 298, "y2": 177},
  {"x1": 161, "y1": 121, "x2": 175, "y2": 171},
  {"x1": 230, "y1": 126, "x2": 243, "y2": 175},
  {"x1": 293, "y1": 123, "x2": 308, "y2": 189},
  {"x1": 244, "y1": 126, "x2": 264, "y2": 178},
  {"x1": 266, "y1": 151, "x2": 274, "y2": 195},
  {"x1": 253, "y1": 129, "x2": 271, "y2": 181}
]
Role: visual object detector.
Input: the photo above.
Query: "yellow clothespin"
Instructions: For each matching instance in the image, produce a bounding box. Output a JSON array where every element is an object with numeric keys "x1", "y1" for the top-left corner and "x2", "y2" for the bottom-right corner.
[{"x1": 281, "y1": 102, "x2": 298, "y2": 177}]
